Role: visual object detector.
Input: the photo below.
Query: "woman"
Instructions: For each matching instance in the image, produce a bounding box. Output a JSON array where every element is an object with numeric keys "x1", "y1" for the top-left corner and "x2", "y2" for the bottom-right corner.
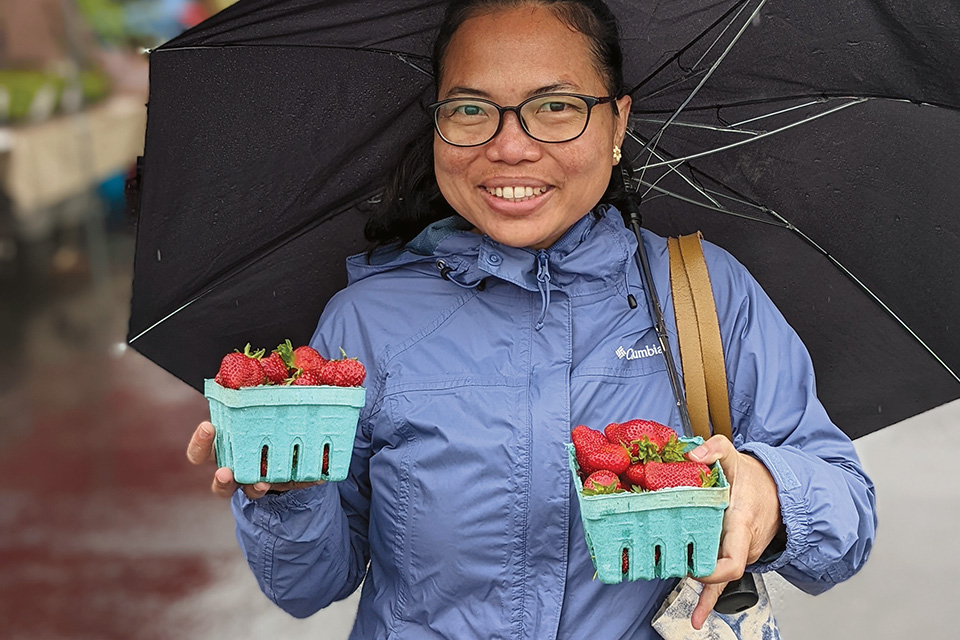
[{"x1": 186, "y1": 1, "x2": 876, "y2": 637}]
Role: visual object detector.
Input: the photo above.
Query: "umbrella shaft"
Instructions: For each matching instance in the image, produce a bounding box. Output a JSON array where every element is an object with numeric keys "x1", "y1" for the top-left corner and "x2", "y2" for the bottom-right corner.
[{"x1": 629, "y1": 212, "x2": 694, "y2": 438}]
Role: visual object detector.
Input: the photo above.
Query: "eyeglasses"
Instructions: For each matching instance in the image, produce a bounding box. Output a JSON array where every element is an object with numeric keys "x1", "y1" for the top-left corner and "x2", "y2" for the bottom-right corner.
[{"x1": 428, "y1": 93, "x2": 616, "y2": 147}]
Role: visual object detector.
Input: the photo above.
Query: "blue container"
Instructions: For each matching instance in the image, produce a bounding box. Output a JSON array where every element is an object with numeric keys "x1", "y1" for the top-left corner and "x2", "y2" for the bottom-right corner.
[
  {"x1": 205, "y1": 379, "x2": 365, "y2": 484},
  {"x1": 567, "y1": 438, "x2": 729, "y2": 584}
]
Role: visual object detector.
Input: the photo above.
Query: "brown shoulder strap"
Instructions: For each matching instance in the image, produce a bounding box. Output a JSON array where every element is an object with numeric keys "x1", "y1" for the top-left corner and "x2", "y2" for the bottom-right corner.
[
  {"x1": 668, "y1": 233, "x2": 733, "y2": 440},
  {"x1": 668, "y1": 236, "x2": 711, "y2": 440}
]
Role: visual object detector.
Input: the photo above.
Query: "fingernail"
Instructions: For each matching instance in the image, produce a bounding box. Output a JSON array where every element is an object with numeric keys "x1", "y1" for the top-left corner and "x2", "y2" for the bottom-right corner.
[
  {"x1": 200, "y1": 423, "x2": 213, "y2": 437},
  {"x1": 254, "y1": 482, "x2": 270, "y2": 492},
  {"x1": 214, "y1": 468, "x2": 230, "y2": 484},
  {"x1": 690, "y1": 446, "x2": 707, "y2": 461}
]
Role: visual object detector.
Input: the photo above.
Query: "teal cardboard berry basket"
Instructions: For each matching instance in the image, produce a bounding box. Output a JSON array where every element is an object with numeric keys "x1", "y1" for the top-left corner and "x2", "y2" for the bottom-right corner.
[
  {"x1": 205, "y1": 380, "x2": 365, "y2": 485},
  {"x1": 566, "y1": 438, "x2": 729, "y2": 584}
]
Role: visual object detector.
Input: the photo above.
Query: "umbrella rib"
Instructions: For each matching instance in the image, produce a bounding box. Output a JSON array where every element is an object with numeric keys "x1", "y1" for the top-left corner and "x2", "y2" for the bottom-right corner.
[
  {"x1": 777, "y1": 223, "x2": 960, "y2": 384},
  {"x1": 634, "y1": 92, "x2": 960, "y2": 116},
  {"x1": 638, "y1": 180, "x2": 787, "y2": 226},
  {"x1": 153, "y1": 42, "x2": 433, "y2": 74},
  {"x1": 129, "y1": 188, "x2": 385, "y2": 345},
  {"x1": 628, "y1": 0, "x2": 769, "y2": 168},
  {"x1": 634, "y1": 98, "x2": 841, "y2": 137},
  {"x1": 625, "y1": 130, "x2": 725, "y2": 209},
  {"x1": 630, "y1": 69, "x2": 709, "y2": 109},
  {"x1": 128, "y1": 299, "x2": 202, "y2": 345},
  {"x1": 631, "y1": 117, "x2": 761, "y2": 136},
  {"x1": 727, "y1": 98, "x2": 835, "y2": 129},
  {"x1": 636, "y1": 98, "x2": 867, "y2": 170},
  {"x1": 627, "y1": 0, "x2": 753, "y2": 97},
  {"x1": 640, "y1": 179, "x2": 960, "y2": 385}
]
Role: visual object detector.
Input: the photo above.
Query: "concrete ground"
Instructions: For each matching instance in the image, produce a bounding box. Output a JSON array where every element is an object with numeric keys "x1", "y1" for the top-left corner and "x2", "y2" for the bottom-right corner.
[{"x1": 1, "y1": 230, "x2": 957, "y2": 639}]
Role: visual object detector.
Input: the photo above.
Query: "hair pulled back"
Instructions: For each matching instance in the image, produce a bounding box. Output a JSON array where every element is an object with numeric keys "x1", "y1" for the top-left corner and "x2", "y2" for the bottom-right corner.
[{"x1": 364, "y1": 0, "x2": 632, "y2": 250}]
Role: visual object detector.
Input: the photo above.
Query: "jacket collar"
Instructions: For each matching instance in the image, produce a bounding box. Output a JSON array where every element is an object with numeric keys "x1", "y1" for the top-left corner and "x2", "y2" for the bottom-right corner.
[{"x1": 347, "y1": 205, "x2": 640, "y2": 297}]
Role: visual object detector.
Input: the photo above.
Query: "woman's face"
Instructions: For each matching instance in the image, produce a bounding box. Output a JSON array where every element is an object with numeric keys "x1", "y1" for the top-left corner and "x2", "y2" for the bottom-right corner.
[{"x1": 434, "y1": 5, "x2": 632, "y2": 250}]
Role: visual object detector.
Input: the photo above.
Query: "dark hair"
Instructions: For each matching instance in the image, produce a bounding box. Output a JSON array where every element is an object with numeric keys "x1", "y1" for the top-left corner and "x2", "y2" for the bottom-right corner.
[{"x1": 364, "y1": 0, "x2": 631, "y2": 250}]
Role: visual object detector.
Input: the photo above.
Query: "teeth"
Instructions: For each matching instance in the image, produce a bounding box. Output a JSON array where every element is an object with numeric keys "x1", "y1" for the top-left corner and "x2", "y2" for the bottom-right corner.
[{"x1": 486, "y1": 186, "x2": 546, "y2": 200}]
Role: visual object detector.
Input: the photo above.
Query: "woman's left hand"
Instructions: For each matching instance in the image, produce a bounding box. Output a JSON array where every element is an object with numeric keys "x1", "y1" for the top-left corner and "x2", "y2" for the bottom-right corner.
[{"x1": 685, "y1": 435, "x2": 783, "y2": 630}]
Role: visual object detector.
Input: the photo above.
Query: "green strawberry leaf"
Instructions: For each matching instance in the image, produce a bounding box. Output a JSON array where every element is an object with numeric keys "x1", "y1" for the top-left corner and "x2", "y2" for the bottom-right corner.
[
  {"x1": 276, "y1": 339, "x2": 296, "y2": 368},
  {"x1": 699, "y1": 466, "x2": 720, "y2": 488},
  {"x1": 660, "y1": 436, "x2": 685, "y2": 462},
  {"x1": 632, "y1": 438, "x2": 662, "y2": 463}
]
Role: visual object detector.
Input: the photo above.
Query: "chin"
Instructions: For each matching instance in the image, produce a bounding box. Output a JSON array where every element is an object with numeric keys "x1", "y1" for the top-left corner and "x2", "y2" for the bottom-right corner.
[{"x1": 477, "y1": 220, "x2": 549, "y2": 249}]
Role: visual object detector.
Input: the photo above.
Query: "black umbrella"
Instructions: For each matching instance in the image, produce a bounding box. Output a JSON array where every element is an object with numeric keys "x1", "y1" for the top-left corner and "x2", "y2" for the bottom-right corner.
[{"x1": 128, "y1": 0, "x2": 960, "y2": 439}]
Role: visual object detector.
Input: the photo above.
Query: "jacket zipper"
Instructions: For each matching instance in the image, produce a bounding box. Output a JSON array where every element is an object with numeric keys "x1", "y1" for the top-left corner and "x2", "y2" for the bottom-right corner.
[{"x1": 535, "y1": 250, "x2": 551, "y2": 331}]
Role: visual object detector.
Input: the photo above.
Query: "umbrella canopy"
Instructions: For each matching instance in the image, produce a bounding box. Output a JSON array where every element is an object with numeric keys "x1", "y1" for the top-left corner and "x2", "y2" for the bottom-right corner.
[{"x1": 128, "y1": 0, "x2": 960, "y2": 439}]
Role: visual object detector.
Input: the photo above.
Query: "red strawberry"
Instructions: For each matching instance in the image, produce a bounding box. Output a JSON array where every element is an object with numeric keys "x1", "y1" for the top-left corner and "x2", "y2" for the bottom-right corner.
[
  {"x1": 581, "y1": 440, "x2": 631, "y2": 475},
  {"x1": 214, "y1": 345, "x2": 266, "y2": 389},
  {"x1": 260, "y1": 351, "x2": 290, "y2": 384},
  {"x1": 319, "y1": 351, "x2": 366, "y2": 387},
  {"x1": 622, "y1": 548, "x2": 629, "y2": 574},
  {"x1": 582, "y1": 469, "x2": 624, "y2": 494},
  {"x1": 644, "y1": 461, "x2": 719, "y2": 491},
  {"x1": 603, "y1": 422, "x2": 620, "y2": 443},
  {"x1": 572, "y1": 425, "x2": 622, "y2": 475},
  {"x1": 277, "y1": 339, "x2": 326, "y2": 374},
  {"x1": 293, "y1": 345, "x2": 326, "y2": 373},
  {"x1": 622, "y1": 462, "x2": 647, "y2": 490},
  {"x1": 292, "y1": 369, "x2": 322, "y2": 386},
  {"x1": 613, "y1": 419, "x2": 683, "y2": 462}
]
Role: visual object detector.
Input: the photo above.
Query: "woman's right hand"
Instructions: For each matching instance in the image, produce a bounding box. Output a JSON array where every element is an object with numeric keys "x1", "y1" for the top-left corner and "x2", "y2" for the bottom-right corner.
[{"x1": 186, "y1": 421, "x2": 325, "y2": 500}]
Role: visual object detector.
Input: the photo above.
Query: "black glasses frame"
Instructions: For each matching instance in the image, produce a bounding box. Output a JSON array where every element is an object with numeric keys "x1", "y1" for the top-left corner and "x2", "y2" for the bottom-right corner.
[{"x1": 428, "y1": 93, "x2": 616, "y2": 147}]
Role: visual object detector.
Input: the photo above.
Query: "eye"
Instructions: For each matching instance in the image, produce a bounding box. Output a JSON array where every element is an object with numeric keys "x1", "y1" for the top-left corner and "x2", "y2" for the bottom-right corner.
[
  {"x1": 438, "y1": 100, "x2": 490, "y2": 121},
  {"x1": 455, "y1": 103, "x2": 485, "y2": 117},
  {"x1": 539, "y1": 101, "x2": 571, "y2": 113},
  {"x1": 526, "y1": 95, "x2": 588, "y2": 118}
]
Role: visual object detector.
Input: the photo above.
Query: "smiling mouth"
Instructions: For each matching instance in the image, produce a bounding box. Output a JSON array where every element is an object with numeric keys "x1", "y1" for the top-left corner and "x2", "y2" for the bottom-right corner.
[{"x1": 482, "y1": 185, "x2": 551, "y2": 202}]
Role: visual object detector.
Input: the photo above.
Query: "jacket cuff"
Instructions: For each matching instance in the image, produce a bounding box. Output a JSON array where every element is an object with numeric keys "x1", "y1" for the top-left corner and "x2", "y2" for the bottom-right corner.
[
  {"x1": 737, "y1": 441, "x2": 812, "y2": 573},
  {"x1": 234, "y1": 483, "x2": 326, "y2": 517}
]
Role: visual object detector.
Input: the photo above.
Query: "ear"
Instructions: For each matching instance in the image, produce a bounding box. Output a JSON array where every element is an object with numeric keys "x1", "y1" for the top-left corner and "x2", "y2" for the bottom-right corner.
[{"x1": 614, "y1": 94, "x2": 632, "y2": 147}]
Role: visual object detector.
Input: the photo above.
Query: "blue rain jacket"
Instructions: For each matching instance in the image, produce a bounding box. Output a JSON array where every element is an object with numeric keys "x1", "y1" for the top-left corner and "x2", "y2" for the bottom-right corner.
[{"x1": 230, "y1": 205, "x2": 876, "y2": 639}]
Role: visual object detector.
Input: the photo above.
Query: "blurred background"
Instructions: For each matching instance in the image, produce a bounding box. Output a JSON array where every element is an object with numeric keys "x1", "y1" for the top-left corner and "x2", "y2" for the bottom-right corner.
[{"x1": 0, "y1": 1, "x2": 957, "y2": 638}]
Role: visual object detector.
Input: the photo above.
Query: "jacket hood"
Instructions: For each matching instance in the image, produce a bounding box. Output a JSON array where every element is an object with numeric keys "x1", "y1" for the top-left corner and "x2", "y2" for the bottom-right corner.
[{"x1": 345, "y1": 205, "x2": 640, "y2": 296}]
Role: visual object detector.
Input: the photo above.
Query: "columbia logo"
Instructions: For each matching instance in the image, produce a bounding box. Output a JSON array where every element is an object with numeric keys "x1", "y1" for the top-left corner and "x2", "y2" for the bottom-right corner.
[{"x1": 616, "y1": 344, "x2": 663, "y2": 360}]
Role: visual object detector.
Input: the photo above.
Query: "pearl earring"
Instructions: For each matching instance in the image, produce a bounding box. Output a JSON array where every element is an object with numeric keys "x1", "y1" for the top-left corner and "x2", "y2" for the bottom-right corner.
[{"x1": 613, "y1": 145, "x2": 622, "y2": 164}]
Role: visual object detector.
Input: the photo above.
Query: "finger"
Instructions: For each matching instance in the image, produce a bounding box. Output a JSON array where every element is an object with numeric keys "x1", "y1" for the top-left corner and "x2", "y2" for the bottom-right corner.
[
  {"x1": 688, "y1": 435, "x2": 743, "y2": 493},
  {"x1": 242, "y1": 481, "x2": 272, "y2": 500},
  {"x1": 691, "y1": 581, "x2": 726, "y2": 630},
  {"x1": 686, "y1": 434, "x2": 735, "y2": 466},
  {"x1": 186, "y1": 422, "x2": 217, "y2": 465},
  {"x1": 700, "y1": 524, "x2": 752, "y2": 584},
  {"x1": 211, "y1": 466, "x2": 238, "y2": 498}
]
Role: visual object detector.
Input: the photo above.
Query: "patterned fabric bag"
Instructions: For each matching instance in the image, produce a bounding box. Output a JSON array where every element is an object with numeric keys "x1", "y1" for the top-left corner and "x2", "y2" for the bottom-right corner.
[{"x1": 653, "y1": 574, "x2": 781, "y2": 639}]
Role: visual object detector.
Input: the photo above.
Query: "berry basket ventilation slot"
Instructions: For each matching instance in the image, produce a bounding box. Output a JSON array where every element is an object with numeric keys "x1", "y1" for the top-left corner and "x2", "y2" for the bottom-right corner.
[
  {"x1": 205, "y1": 380, "x2": 365, "y2": 484},
  {"x1": 566, "y1": 437, "x2": 729, "y2": 584}
]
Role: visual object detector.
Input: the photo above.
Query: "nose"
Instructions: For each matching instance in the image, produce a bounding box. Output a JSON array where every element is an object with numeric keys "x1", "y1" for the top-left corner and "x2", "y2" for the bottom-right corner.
[{"x1": 485, "y1": 110, "x2": 541, "y2": 164}]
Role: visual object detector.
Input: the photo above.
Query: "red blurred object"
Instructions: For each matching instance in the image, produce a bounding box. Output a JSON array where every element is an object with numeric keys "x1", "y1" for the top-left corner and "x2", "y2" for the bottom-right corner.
[{"x1": 179, "y1": 1, "x2": 211, "y2": 28}]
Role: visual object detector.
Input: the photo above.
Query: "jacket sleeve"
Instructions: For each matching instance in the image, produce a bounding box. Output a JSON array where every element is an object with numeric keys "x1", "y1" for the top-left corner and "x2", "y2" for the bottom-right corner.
[
  {"x1": 228, "y1": 292, "x2": 379, "y2": 617},
  {"x1": 703, "y1": 242, "x2": 877, "y2": 595}
]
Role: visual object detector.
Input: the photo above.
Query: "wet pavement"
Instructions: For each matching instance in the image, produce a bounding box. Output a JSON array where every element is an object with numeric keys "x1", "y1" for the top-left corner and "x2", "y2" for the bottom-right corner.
[
  {"x1": 0, "y1": 232, "x2": 358, "y2": 639},
  {"x1": 1, "y1": 229, "x2": 957, "y2": 639}
]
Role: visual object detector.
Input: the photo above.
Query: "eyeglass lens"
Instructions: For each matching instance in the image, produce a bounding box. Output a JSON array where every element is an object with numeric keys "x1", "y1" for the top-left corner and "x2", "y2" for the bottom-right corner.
[{"x1": 434, "y1": 94, "x2": 593, "y2": 146}]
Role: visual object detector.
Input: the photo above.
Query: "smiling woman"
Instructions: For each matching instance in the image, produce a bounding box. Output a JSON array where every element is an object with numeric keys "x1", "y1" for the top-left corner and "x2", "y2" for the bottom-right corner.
[
  {"x1": 186, "y1": 1, "x2": 877, "y2": 639},
  {"x1": 430, "y1": 5, "x2": 631, "y2": 249}
]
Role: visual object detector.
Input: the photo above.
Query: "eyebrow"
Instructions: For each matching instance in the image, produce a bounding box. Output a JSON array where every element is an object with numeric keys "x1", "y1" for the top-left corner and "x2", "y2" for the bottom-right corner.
[{"x1": 442, "y1": 82, "x2": 580, "y2": 100}]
